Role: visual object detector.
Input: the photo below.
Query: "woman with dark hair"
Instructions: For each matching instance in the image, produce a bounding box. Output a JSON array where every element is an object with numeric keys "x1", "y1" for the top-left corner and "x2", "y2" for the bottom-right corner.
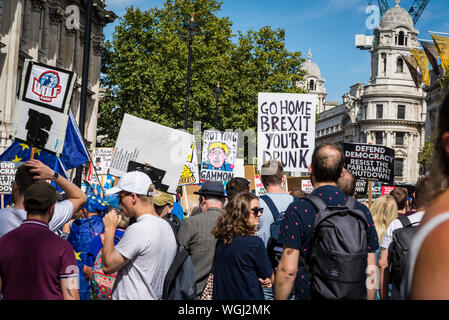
[
  {"x1": 211, "y1": 192, "x2": 274, "y2": 300},
  {"x1": 408, "y1": 89, "x2": 449, "y2": 299}
]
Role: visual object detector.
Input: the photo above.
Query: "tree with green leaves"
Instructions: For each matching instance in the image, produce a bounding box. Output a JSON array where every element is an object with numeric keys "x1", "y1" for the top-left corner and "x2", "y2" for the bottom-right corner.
[{"x1": 98, "y1": 0, "x2": 306, "y2": 146}]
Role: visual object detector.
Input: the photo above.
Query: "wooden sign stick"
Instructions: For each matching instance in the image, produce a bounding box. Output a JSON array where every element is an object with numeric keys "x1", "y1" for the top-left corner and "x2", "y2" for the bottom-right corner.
[{"x1": 30, "y1": 147, "x2": 36, "y2": 160}]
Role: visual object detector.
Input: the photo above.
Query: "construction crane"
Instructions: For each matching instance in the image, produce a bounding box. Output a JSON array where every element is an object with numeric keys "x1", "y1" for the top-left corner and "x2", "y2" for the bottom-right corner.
[
  {"x1": 372, "y1": 0, "x2": 429, "y2": 24},
  {"x1": 356, "y1": 0, "x2": 430, "y2": 50}
]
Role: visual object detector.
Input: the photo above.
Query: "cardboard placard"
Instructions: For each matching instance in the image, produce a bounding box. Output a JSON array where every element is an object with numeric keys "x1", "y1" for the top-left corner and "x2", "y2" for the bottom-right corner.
[
  {"x1": 343, "y1": 142, "x2": 395, "y2": 184},
  {"x1": 178, "y1": 142, "x2": 199, "y2": 186},
  {"x1": 109, "y1": 114, "x2": 193, "y2": 194},
  {"x1": 0, "y1": 162, "x2": 23, "y2": 194},
  {"x1": 258, "y1": 93, "x2": 316, "y2": 173},
  {"x1": 200, "y1": 130, "x2": 238, "y2": 182}
]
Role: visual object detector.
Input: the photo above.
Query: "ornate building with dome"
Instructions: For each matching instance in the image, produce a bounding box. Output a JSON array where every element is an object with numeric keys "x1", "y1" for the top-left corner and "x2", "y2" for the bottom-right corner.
[{"x1": 311, "y1": 1, "x2": 427, "y2": 184}]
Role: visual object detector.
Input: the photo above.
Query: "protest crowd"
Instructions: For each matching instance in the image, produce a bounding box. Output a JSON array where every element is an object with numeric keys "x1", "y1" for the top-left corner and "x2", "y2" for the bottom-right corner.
[{"x1": 0, "y1": 71, "x2": 449, "y2": 302}]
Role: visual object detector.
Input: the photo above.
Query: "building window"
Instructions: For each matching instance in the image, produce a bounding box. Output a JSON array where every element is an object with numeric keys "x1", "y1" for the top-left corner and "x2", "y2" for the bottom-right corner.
[
  {"x1": 397, "y1": 105, "x2": 406, "y2": 119},
  {"x1": 398, "y1": 31, "x2": 405, "y2": 46},
  {"x1": 381, "y1": 53, "x2": 387, "y2": 74},
  {"x1": 396, "y1": 58, "x2": 404, "y2": 73},
  {"x1": 309, "y1": 80, "x2": 315, "y2": 91},
  {"x1": 375, "y1": 131, "x2": 383, "y2": 145},
  {"x1": 376, "y1": 104, "x2": 383, "y2": 119},
  {"x1": 394, "y1": 158, "x2": 404, "y2": 177},
  {"x1": 395, "y1": 132, "x2": 404, "y2": 146},
  {"x1": 361, "y1": 133, "x2": 367, "y2": 143}
]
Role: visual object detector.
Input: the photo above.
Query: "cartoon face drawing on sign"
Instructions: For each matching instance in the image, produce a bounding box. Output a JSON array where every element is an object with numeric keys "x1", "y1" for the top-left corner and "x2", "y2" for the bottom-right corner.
[
  {"x1": 32, "y1": 70, "x2": 62, "y2": 103},
  {"x1": 203, "y1": 142, "x2": 233, "y2": 171}
]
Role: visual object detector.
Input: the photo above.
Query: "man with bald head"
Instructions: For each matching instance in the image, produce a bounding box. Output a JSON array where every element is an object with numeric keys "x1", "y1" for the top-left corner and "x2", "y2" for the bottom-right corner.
[{"x1": 274, "y1": 143, "x2": 379, "y2": 300}]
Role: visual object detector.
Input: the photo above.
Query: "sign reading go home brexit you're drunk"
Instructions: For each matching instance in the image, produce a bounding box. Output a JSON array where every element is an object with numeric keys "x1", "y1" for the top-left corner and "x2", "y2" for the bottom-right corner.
[{"x1": 257, "y1": 93, "x2": 316, "y2": 172}]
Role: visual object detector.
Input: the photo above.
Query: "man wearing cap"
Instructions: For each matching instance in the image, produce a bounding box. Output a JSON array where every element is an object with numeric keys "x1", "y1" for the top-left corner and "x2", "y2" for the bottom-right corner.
[
  {"x1": 101, "y1": 171, "x2": 177, "y2": 300},
  {"x1": 153, "y1": 191, "x2": 180, "y2": 236},
  {"x1": 178, "y1": 180, "x2": 227, "y2": 298},
  {"x1": 0, "y1": 181, "x2": 79, "y2": 300},
  {"x1": 0, "y1": 159, "x2": 87, "y2": 238}
]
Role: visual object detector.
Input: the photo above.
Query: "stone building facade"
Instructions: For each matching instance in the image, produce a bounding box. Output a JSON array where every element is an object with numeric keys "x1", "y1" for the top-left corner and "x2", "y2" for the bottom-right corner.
[
  {"x1": 313, "y1": 3, "x2": 428, "y2": 184},
  {"x1": 0, "y1": 0, "x2": 115, "y2": 157}
]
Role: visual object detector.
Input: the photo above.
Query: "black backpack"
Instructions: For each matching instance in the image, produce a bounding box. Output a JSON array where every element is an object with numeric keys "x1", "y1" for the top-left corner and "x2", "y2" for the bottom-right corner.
[
  {"x1": 304, "y1": 195, "x2": 369, "y2": 300},
  {"x1": 390, "y1": 216, "x2": 419, "y2": 300},
  {"x1": 259, "y1": 195, "x2": 286, "y2": 269},
  {"x1": 161, "y1": 232, "x2": 198, "y2": 300}
]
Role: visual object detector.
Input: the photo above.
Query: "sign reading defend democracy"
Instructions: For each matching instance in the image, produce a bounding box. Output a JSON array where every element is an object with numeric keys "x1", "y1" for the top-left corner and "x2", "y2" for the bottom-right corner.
[
  {"x1": 200, "y1": 130, "x2": 238, "y2": 182},
  {"x1": 343, "y1": 142, "x2": 395, "y2": 185},
  {"x1": 0, "y1": 162, "x2": 23, "y2": 194},
  {"x1": 257, "y1": 93, "x2": 316, "y2": 172}
]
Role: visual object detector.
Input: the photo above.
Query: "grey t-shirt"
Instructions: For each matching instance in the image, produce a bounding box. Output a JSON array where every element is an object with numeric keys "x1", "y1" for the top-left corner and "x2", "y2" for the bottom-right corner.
[
  {"x1": 112, "y1": 214, "x2": 177, "y2": 300},
  {"x1": 0, "y1": 201, "x2": 74, "y2": 238},
  {"x1": 257, "y1": 193, "x2": 295, "y2": 247}
]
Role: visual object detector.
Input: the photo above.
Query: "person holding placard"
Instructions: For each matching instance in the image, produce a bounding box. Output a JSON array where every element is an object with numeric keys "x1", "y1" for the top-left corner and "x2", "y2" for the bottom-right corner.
[{"x1": 0, "y1": 159, "x2": 87, "y2": 238}]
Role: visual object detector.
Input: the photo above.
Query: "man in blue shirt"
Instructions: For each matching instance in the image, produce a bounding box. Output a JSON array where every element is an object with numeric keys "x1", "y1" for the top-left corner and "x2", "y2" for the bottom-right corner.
[{"x1": 274, "y1": 143, "x2": 379, "y2": 300}]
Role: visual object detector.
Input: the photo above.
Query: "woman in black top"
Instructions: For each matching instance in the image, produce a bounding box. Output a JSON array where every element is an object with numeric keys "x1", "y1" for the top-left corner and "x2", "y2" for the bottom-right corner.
[{"x1": 212, "y1": 192, "x2": 274, "y2": 300}]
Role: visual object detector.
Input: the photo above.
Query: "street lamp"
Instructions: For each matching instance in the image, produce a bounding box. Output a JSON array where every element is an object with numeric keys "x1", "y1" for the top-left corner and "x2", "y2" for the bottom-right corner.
[
  {"x1": 213, "y1": 82, "x2": 223, "y2": 129},
  {"x1": 183, "y1": 13, "x2": 200, "y2": 130}
]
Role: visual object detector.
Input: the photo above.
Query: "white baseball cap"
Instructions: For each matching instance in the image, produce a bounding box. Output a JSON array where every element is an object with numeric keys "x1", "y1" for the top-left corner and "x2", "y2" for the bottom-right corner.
[{"x1": 105, "y1": 171, "x2": 153, "y2": 196}]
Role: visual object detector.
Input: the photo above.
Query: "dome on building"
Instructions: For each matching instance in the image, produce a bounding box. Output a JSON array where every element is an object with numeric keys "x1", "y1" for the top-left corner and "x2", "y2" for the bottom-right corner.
[
  {"x1": 302, "y1": 49, "x2": 323, "y2": 80},
  {"x1": 380, "y1": 1, "x2": 414, "y2": 30}
]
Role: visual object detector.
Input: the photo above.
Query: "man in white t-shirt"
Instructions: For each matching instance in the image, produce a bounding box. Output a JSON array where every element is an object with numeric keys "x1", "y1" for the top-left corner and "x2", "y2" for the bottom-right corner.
[
  {"x1": 378, "y1": 176, "x2": 432, "y2": 300},
  {"x1": 102, "y1": 171, "x2": 177, "y2": 300},
  {"x1": 0, "y1": 159, "x2": 87, "y2": 238}
]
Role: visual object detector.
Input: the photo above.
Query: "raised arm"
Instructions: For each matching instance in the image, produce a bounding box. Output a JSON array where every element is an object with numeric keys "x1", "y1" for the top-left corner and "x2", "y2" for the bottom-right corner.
[{"x1": 26, "y1": 159, "x2": 87, "y2": 213}]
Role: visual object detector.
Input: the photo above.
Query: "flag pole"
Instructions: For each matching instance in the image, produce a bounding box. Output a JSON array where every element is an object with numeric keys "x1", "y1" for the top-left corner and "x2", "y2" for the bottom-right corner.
[{"x1": 30, "y1": 147, "x2": 36, "y2": 160}]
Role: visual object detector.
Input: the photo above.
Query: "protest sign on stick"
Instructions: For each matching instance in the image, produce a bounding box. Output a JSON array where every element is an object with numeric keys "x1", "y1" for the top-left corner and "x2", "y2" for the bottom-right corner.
[
  {"x1": 257, "y1": 93, "x2": 316, "y2": 173},
  {"x1": 179, "y1": 142, "x2": 199, "y2": 186},
  {"x1": 109, "y1": 114, "x2": 193, "y2": 194},
  {"x1": 10, "y1": 60, "x2": 75, "y2": 156},
  {"x1": 343, "y1": 142, "x2": 395, "y2": 184},
  {"x1": 200, "y1": 130, "x2": 238, "y2": 182},
  {"x1": 0, "y1": 162, "x2": 23, "y2": 207}
]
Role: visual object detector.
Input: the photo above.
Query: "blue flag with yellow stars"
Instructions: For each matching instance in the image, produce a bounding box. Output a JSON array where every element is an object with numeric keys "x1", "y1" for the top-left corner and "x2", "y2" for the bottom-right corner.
[{"x1": 0, "y1": 110, "x2": 89, "y2": 173}]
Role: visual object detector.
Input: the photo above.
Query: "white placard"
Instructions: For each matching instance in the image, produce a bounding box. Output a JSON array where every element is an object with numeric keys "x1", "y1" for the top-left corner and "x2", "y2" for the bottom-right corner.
[
  {"x1": 109, "y1": 114, "x2": 193, "y2": 194},
  {"x1": 10, "y1": 100, "x2": 69, "y2": 155},
  {"x1": 22, "y1": 61, "x2": 75, "y2": 113},
  {"x1": 301, "y1": 179, "x2": 314, "y2": 193},
  {"x1": 257, "y1": 93, "x2": 316, "y2": 172},
  {"x1": 93, "y1": 147, "x2": 114, "y2": 175},
  {"x1": 200, "y1": 130, "x2": 239, "y2": 182}
]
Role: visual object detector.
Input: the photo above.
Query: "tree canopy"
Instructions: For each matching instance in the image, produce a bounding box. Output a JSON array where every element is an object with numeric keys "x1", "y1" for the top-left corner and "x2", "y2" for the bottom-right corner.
[{"x1": 98, "y1": 0, "x2": 306, "y2": 146}]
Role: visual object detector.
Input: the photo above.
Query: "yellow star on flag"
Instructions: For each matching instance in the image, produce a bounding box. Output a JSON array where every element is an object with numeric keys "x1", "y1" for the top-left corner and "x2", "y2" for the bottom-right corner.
[
  {"x1": 19, "y1": 143, "x2": 29, "y2": 151},
  {"x1": 12, "y1": 155, "x2": 22, "y2": 162},
  {"x1": 74, "y1": 251, "x2": 82, "y2": 261},
  {"x1": 34, "y1": 148, "x2": 42, "y2": 156}
]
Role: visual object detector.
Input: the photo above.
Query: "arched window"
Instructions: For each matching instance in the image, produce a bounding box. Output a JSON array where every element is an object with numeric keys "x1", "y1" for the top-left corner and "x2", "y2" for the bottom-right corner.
[
  {"x1": 396, "y1": 58, "x2": 404, "y2": 73},
  {"x1": 398, "y1": 31, "x2": 405, "y2": 46},
  {"x1": 308, "y1": 80, "x2": 315, "y2": 91}
]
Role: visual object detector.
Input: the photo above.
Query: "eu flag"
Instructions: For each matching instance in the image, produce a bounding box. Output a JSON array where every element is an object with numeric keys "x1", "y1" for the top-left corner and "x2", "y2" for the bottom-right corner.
[{"x1": 0, "y1": 110, "x2": 90, "y2": 176}]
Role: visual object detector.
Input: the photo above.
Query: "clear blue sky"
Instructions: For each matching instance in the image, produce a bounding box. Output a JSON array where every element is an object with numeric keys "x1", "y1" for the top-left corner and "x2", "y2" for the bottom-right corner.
[{"x1": 103, "y1": 0, "x2": 449, "y2": 102}]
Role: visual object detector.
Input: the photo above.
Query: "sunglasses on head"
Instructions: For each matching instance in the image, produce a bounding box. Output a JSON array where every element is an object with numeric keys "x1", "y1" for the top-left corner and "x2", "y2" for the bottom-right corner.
[{"x1": 250, "y1": 207, "x2": 263, "y2": 217}]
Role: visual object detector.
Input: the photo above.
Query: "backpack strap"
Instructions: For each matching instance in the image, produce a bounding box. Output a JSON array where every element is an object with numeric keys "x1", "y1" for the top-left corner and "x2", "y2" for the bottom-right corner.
[
  {"x1": 305, "y1": 194, "x2": 328, "y2": 212},
  {"x1": 398, "y1": 216, "x2": 413, "y2": 228},
  {"x1": 345, "y1": 196, "x2": 357, "y2": 210},
  {"x1": 260, "y1": 195, "x2": 280, "y2": 221}
]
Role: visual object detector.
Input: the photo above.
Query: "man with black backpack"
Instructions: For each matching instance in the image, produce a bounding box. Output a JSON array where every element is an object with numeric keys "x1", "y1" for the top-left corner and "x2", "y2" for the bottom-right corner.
[
  {"x1": 274, "y1": 143, "x2": 379, "y2": 300},
  {"x1": 378, "y1": 176, "x2": 432, "y2": 300},
  {"x1": 257, "y1": 160, "x2": 295, "y2": 300}
]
